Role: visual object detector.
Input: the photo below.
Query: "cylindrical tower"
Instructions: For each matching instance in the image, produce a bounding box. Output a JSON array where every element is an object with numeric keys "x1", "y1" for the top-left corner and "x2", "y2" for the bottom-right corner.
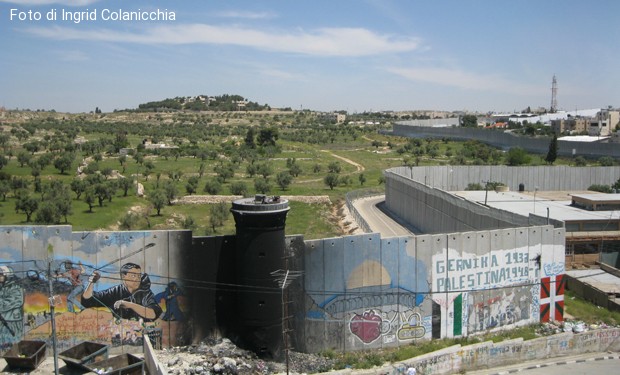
[{"x1": 230, "y1": 195, "x2": 290, "y2": 359}]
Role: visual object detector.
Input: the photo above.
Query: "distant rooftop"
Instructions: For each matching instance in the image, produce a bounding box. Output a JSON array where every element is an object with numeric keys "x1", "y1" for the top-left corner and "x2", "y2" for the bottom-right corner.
[
  {"x1": 495, "y1": 108, "x2": 602, "y2": 125},
  {"x1": 566, "y1": 268, "x2": 620, "y2": 296},
  {"x1": 558, "y1": 135, "x2": 610, "y2": 142},
  {"x1": 454, "y1": 189, "x2": 620, "y2": 223}
]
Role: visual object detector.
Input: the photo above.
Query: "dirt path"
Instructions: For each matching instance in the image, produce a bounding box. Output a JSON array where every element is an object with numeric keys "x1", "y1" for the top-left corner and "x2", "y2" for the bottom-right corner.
[
  {"x1": 321, "y1": 150, "x2": 365, "y2": 172},
  {"x1": 298, "y1": 151, "x2": 365, "y2": 184}
]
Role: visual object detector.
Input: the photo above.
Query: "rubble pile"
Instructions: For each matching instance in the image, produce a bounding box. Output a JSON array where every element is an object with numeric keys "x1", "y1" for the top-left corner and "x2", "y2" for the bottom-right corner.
[
  {"x1": 537, "y1": 319, "x2": 618, "y2": 336},
  {"x1": 157, "y1": 338, "x2": 336, "y2": 375}
]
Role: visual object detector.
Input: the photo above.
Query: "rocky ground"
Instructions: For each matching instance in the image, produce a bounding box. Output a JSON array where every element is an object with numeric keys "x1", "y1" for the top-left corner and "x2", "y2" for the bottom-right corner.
[
  {"x1": 151, "y1": 319, "x2": 620, "y2": 375},
  {"x1": 3, "y1": 338, "x2": 336, "y2": 375},
  {"x1": 156, "y1": 337, "x2": 336, "y2": 375}
]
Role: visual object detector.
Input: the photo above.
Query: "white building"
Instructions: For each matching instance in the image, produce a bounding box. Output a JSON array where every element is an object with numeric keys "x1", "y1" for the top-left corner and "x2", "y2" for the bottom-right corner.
[{"x1": 588, "y1": 109, "x2": 619, "y2": 137}]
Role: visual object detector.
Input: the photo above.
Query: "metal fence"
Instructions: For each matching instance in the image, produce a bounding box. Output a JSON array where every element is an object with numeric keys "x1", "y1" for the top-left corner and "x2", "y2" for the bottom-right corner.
[{"x1": 344, "y1": 188, "x2": 384, "y2": 233}]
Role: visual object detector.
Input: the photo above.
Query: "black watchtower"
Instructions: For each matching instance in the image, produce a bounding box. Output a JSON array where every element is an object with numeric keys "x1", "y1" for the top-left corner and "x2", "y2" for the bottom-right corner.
[{"x1": 230, "y1": 195, "x2": 290, "y2": 358}]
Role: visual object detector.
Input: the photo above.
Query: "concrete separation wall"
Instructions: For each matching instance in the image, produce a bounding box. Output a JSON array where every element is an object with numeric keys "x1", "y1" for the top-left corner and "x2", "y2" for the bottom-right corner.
[
  {"x1": 384, "y1": 169, "x2": 525, "y2": 234},
  {"x1": 387, "y1": 165, "x2": 620, "y2": 192},
  {"x1": 392, "y1": 122, "x2": 620, "y2": 159},
  {"x1": 313, "y1": 328, "x2": 620, "y2": 375},
  {"x1": 0, "y1": 188, "x2": 567, "y2": 358},
  {"x1": 384, "y1": 166, "x2": 620, "y2": 234},
  {"x1": 300, "y1": 227, "x2": 565, "y2": 353}
]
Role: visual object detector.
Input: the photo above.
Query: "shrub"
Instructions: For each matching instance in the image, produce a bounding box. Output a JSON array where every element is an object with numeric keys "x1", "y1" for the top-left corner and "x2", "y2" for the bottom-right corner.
[
  {"x1": 204, "y1": 180, "x2": 222, "y2": 195},
  {"x1": 599, "y1": 156, "x2": 615, "y2": 166},
  {"x1": 588, "y1": 184, "x2": 612, "y2": 193},
  {"x1": 466, "y1": 183, "x2": 484, "y2": 190}
]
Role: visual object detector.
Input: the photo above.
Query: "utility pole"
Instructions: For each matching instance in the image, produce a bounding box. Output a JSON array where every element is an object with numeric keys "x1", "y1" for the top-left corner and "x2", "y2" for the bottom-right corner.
[
  {"x1": 46, "y1": 244, "x2": 59, "y2": 375},
  {"x1": 483, "y1": 180, "x2": 490, "y2": 205},
  {"x1": 271, "y1": 269, "x2": 302, "y2": 375}
]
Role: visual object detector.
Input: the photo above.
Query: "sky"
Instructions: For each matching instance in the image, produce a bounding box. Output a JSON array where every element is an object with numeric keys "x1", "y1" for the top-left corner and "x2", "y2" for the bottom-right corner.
[{"x1": 0, "y1": 0, "x2": 618, "y2": 114}]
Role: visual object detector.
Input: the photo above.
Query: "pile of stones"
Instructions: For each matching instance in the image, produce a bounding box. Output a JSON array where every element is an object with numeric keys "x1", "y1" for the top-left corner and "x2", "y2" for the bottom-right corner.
[
  {"x1": 538, "y1": 319, "x2": 619, "y2": 336},
  {"x1": 157, "y1": 337, "x2": 336, "y2": 375}
]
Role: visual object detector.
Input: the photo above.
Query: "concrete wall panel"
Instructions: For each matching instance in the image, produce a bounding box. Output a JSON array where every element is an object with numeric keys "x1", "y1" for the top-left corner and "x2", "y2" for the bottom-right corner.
[
  {"x1": 470, "y1": 231, "x2": 491, "y2": 333},
  {"x1": 387, "y1": 165, "x2": 620, "y2": 198},
  {"x1": 344, "y1": 233, "x2": 382, "y2": 351},
  {"x1": 412, "y1": 235, "x2": 433, "y2": 340},
  {"x1": 303, "y1": 239, "x2": 327, "y2": 353},
  {"x1": 430, "y1": 233, "x2": 453, "y2": 338},
  {"x1": 346, "y1": 328, "x2": 620, "y2": 375},
  {"x1": 381, "y1": 237, "x2": 402, "y2": 347},
  {"x1": 324, "y1": 236, "x2": 348, "y2": 352}
]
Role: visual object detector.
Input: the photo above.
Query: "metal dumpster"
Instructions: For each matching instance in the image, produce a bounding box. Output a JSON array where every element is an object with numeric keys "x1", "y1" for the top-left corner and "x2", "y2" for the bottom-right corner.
[
  {"x1": 59, "y1": 341, "x2": 109, "y2": 371},
  {"x1": 144, "y1": 327, "x2": 162, "y2": 349},
  {"x1": 86, "y1": 353, "x2": 144, "y2": 375},
  {"x1": 1, "y1": 340, "x2": 47, "y2": 370}
]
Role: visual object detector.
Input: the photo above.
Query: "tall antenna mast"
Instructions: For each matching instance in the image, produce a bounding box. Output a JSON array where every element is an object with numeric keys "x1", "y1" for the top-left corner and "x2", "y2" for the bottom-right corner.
[{"x1": 550, "y1": 75, "x2": 558, "y2": 113}]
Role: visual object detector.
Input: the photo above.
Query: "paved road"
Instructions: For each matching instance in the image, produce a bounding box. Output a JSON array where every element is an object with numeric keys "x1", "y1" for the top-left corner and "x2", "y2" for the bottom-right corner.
[
  {"x1": 514, "y1": 359, "x2": 619, "y2": 375},
  {"x1": 466, "y1": 352, "x2": 620, "y2": 375},
  {"x1": 352, "y1": 195, "x2": 416, "y2": 237}
]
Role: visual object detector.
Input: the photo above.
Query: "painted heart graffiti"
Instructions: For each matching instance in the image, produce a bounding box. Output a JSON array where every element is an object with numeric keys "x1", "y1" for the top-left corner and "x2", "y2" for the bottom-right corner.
[{"x1": 350, "y1": 310, "x2": 382, "y2": 343}]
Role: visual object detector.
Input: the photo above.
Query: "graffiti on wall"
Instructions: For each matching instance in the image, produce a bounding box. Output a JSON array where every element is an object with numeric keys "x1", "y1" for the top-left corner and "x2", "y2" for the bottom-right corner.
[
  {"x1": 433, "y1": 249, "x2": 533, "y2": 293},
  {"x1": 303, "y1": 231, "x2": 562, "y2": 347},
  {"x1": 348, "y1": 309, "x2": 427, "y2": 344},
  {"x1": 467, "y1": 287, "x2": 532, "y2": 334},
  {"x1": 154, "y1": 281, "x2": 185, "y2": 322},
  {"x1": 0, "y1": 227, "x2": 191, "y2": 351},
  {"x1": 431, "y1": 245, "x2": 541, "y2": 338},
  {"x1": 299, "y1": 227, "x2": 566, "y2": 352},
  {"x1": 304, "y1": 237, "x2": 433, "y2": 346},
  {"x1": 540, "y1": 262, "x2": 565, "y2": 322}
]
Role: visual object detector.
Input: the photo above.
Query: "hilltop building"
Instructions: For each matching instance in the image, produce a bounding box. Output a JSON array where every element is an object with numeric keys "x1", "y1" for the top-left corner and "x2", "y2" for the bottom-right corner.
[{"x1": 319, "y1": 112, "x2": 347, "y2": 123}]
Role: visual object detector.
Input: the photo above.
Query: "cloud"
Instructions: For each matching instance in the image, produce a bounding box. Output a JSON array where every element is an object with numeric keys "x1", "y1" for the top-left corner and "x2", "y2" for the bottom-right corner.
[
  {"x1": 260, "y1": 68, "x2": 303, "y2": 81},
  {"x1": 23, "y1": 23, "x2": 421, "y2": 57},
  {"x1": 0, "y1": 0, "x2": 99, "y2": 5},
  {"x1": 387, "y1": 66, "x2": 544, "y2": 95},
  {"x1": 215, "y1": 10, "x2": 278, "y2": 19},
  {"x1": 57, "y1": 50, "x2": 89, "y2": 61}
]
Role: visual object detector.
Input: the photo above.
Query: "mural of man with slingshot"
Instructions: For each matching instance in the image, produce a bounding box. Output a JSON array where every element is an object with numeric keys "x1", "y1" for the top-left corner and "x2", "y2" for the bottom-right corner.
[{"x1": 81, "y1": 262, "x2": 162, "y2": 322}]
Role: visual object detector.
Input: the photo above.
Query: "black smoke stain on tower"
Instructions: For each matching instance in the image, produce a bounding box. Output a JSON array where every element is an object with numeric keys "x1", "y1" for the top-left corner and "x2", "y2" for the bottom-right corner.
[{"x1": 230, "y1": 195, "x2": 290, "y2": 359}]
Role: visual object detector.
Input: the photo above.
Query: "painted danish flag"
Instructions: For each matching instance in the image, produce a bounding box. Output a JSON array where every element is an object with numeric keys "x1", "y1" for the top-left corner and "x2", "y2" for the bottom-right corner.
[{"x1": 540, "y1": 274, "x2": 565, "y2": 322}]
